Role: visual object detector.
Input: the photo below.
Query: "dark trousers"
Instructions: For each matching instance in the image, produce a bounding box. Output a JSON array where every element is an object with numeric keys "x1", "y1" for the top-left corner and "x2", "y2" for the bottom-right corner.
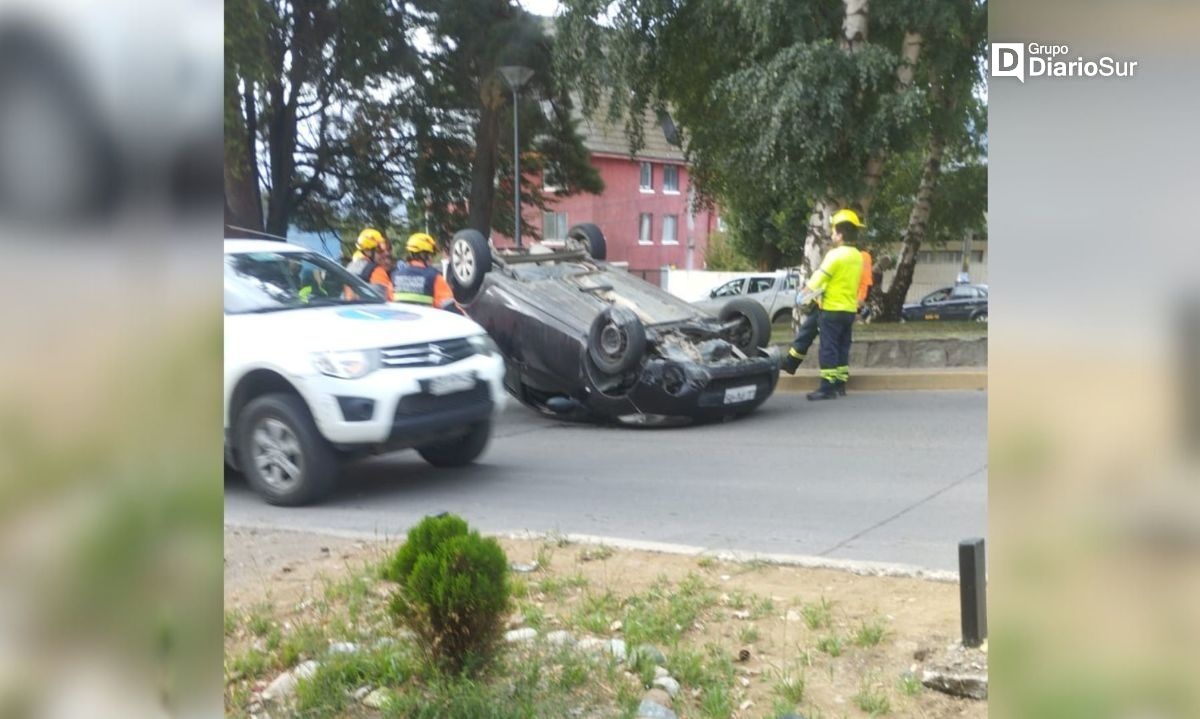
[
  {"x1": 818, "y1": 310, "x2": 856, "y2": 384},
  {"x1": 788, "y1": 309, "x2": 821, "y2": 359}
]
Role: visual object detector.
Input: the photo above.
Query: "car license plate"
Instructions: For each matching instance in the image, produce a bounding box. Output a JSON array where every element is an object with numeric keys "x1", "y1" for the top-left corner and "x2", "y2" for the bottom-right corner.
[
  {"x1": 724, "y1": 385, "x2": 757, "y2": 404},
  {"x1": 427, "y1": 373, "x2": 475, "y2": 396}
]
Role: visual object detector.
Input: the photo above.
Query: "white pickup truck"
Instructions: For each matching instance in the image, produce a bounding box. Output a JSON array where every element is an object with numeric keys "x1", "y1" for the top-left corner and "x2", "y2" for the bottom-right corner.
[
  {"x1": 692, "y1": 271, "x2": 801, "y2": 325},
  {"x1": 224, "y1": 239, "x2": 507, "y2": 505}
]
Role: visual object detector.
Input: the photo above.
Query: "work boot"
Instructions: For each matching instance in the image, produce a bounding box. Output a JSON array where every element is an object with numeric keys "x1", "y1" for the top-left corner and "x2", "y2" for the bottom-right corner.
[
  {"x1": 834, "y1": 380, "x2": 847, "y2": 396},
  {"x1": 806, "y1": 380, "x2": 838, "y2": 401},
  {"x1": 780, "y1": 350, "x2": 803, "y2": 375}
]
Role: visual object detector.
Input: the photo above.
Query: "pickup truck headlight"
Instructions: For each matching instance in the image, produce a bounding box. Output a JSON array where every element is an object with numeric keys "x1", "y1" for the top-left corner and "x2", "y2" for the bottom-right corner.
[
  {"x1": 311, "y1": 349, "x2": 380, "y2": 379},
  {"x1": 467, "y1": 333, "x2": 500, "y2": 358}
]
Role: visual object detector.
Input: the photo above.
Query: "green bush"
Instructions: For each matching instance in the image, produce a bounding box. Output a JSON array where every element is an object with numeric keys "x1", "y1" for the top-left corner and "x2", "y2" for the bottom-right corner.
[{"x1": 387, "y1": 514, "x2": 510, "y2": 676}]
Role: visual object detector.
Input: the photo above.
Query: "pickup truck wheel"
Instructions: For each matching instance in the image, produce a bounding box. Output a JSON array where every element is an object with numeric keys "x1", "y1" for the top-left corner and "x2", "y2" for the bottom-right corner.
[
  {"x1": 418, "y1": 420, "x2": 492, "y2": 467},
  {"x1": 448, "y1": 229, "x2": 492, "y2": 303},
  {"x1": 236, "y1": 393, "x2": 337, "y2": 506},
  {"x1": 772, "y1": 309, "x2": 792, "y2": 325},
  {"x1": 720, "y1": 298, "x2": 771, "y2": 353}
]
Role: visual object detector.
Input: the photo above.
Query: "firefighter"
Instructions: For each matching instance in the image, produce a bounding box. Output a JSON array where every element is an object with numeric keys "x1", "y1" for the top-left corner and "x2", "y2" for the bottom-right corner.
[
  {"x1": 344, "y1": 228, "x2": 392, "y2": 299},
  {"x1": 392, "y1": 232, "x2": 456, "y2": 310},
  {"x1": 803, "y1": 209, "x2": 866, "y2": 401}
]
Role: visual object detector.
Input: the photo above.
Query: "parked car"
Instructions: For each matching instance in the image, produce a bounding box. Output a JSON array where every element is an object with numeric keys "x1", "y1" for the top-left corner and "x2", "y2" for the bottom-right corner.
[
  {"x1": 901, "y1": 284, "x2": 989, "y2": 323},
  {"x1": 446, "y1": 224, "x2": 780, "y2": 426},
  {"x1": 224, "y1": 239, "x2": 507, "y2": 505},
  {"x1": 692, "y1": 272, "x2": 800, "y2": 325}
]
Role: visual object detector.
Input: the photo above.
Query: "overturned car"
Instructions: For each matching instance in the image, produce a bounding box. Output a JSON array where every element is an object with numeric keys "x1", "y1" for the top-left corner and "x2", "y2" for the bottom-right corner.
[{"x1": 447, "y1": 223, "x2": 780, "y2": 425}]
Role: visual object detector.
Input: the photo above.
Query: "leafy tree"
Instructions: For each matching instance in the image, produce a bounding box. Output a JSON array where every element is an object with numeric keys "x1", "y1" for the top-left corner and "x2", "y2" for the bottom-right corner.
[{"x1": 554, "y1": 0, "x2": 986, "y2": 292}]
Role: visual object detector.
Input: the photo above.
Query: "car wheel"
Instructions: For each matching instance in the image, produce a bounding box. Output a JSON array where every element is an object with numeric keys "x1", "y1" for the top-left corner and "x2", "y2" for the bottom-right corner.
[
  {"x1": 720, "y1": 298, "x2": 771, "y2": 353},
  {"x1": 448, "y1": 229, "x2": 492, "y2": 303},
  {"x1": 566, "y1": 222, "x2": 607, "y2": 260},
  {"x1": 972, "y1": 311, "x2": 988, "y2": 324},
  {"x1": 417, "y1": 420, "x2": 492, "y2": 467},
  {"x1": 0, "y1": 39, "x2": 118, "y2": 222},
  {"x1": 587, "y1": 306, "x2": 646, "y2": 374},
  {"x1": 771, "y1": 309, "x2": 792, "y2": 325},
  {"x1": 236, "y1": 393, "x2": 338, "y2": 506}
]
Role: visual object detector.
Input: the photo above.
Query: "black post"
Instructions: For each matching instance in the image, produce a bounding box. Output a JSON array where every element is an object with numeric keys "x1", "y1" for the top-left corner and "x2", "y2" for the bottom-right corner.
[{"x1": 959, "y1": 538, "x2": 987, "y2": 648}]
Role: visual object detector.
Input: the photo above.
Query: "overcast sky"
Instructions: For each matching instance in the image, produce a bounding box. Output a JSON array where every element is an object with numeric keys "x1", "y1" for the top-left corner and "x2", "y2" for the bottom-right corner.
[{"x1": 518, "y1": 0, "x2": 562, "y2": 17}]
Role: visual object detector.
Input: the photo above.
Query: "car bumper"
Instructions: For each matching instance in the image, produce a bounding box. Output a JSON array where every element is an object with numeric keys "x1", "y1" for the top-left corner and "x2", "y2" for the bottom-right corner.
[
  {"x1": 295, "y1": 353, "x2": 506, "y2": 446},
  {"x1": 587, "y1": 350, "x2": 781, "y2": 424}
]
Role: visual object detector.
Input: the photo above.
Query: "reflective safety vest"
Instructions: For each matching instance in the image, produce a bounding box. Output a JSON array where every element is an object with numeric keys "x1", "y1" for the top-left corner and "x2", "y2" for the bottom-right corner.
[{"x1": 391, "y1": 262, "x2": 441, "y2": 305}]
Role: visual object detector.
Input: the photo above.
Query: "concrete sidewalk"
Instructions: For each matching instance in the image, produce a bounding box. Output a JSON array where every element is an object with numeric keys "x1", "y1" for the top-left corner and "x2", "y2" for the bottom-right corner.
[{"x1": 775, "y1": 367, "x2": 987, "y2": 392}]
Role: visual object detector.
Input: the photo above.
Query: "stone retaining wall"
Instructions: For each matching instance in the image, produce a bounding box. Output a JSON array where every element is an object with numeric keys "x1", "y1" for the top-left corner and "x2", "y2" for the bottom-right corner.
[{"x1": 778, "y1": 337, "x2": 988, "y2": 368}]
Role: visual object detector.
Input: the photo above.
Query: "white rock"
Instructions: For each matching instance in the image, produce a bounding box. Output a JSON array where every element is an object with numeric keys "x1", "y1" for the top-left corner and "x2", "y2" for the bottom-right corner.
[
  {"x1": 739, "y1": 677, "x2": 751, "y2": 688},
  {"x1": 329, "y1": 642, "x2": 359, "y2": 655},
  {"x1": 653, "y1": 677, "x2": 681, "y2": 697},
  {"x1": 294, "y1": 660, "x2": 320, "y2": 681},
  {"x1": 720, "y1": 575, "x2": 731, "y2": 582},
  {"x1": 785, "y1": 609, "x2": 802, "y2": 622},
  {"x1": 505, "y1": 628, "x2": 538, "y2": 643},
  {"x1": 353, "y1": 686, "x2": 372, "y2": 701},
  {"x1": 731, "y1": 610, "x2": 751, "y2": 620},
  {"x1": 609, "y1": 638, "x2": 627, "y2": 660},
  {"x1": 362, "y1": 688, "x2": 393, "y2": 709},
  {"x1": 262, "y1": 672, "x2": 298, "y2": 702},
  {"x1": 739, "y1": 700, "x2": 754, "y2": 711},
  {"x1": 510, "y1": 561, "x2": 540, "y2": 573},
  {"x1": 577, "y1": 637, "x2": 607, "y2": 654},
  {"x1": 546, "y1": 630, "x2": 574, "y2": 646},
  {"x1": 610, "y1": 620, "x2": 623, "y2": 632},
  {"x1": 654, "y1": 667, "x2": 670, "y2": 679}
]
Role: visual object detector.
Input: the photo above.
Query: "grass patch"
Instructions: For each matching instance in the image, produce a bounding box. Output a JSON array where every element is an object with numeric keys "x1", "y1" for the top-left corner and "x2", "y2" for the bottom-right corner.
[
  {"x1": 245, "y1": 602, "x2": 274, "y2": 638},
  {"x1": 538, "y1": 573, "x2": 588, "y2": 600},
  {"x1": 518, "y1": 601, "x2": 546, "y2": 631},
  {"x1": 899, "y1": 672, "x2": 923, "y2": 697},
  {"x1": 622, "y1": 573, "x2": 718, "y2": 646},
  {"x1": 772, "y1": 670, "x2": 807, "y2": 704},
  {"x1": 228, "y1": 648, "x2": 270, "y2": 680},
  {"x1": 816, "y1": 635, "x2": 844, "y2": 657},
  {"x1": 578, "y1": 544, "x2": 614, "y2": 562},
  {"x1": 224, "y1": 610, "x2": 240, "y2": 636},
  {"x1": 802, "y1": 597, "x2": 835, "y2": 630},
  {"x1": 739, "y1": 625, "x2": 760, "y2": 644},
  {"x1": 571, "y1": 589, "x2": 622, "y2": 635},
  {"x1": 854, "y1": 618, "x2": 889, "y2": 648},
  {"x1": 854, "y1": 677, "x2": 892, "y2": 716},
  {"x1": 696, "y1": 556, "x2": 718, "y2": 570},
  {"x1": 295, "y1": 646, "x2": 417, "y2": 718}
]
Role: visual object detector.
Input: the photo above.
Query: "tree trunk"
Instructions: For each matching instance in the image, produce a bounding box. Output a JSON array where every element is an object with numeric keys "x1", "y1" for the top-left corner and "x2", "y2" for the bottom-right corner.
[
  {"x1": 841, "y1": 0, "x2": 869, "y2": 52},
  {"x1": 223, "y1": 81, "x2": 263, "y2": 232},
  {"x1": 469, "y1": 77, "x2": 506, "y2": 237},
  {"x1": 800, "y1": 200, "x2": 836, "y2": 278},
  {"x1": 879, "y1": 130, "x2": 945, "y2": 321}
]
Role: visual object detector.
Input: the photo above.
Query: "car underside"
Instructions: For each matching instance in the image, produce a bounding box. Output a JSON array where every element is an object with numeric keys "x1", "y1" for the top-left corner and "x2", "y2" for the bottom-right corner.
[{"x1": 447, "y1": 224, "x2": 780, "y2": 426}]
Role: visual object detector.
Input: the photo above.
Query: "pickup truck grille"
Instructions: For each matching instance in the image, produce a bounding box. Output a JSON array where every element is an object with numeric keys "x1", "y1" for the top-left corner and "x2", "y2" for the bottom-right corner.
[{"x1": 381, "y1": 338, "x2": 474, "y2": 368}]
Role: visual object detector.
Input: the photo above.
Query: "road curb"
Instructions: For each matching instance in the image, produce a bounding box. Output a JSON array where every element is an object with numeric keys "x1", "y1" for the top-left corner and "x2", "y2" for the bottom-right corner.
[
  {"x1": 776, "y1": 369, "x2": 987, "y2": 392},
  {"x1": 223, "y1": 521, "x2": 959, "y2": 583}
]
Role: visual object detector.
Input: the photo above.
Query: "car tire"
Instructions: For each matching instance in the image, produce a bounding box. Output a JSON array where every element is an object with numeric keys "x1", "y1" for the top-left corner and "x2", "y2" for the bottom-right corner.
[
  {"x1": 0, "y1": 37, "x2": 119, "y2": 222},
  {"x1": 972, "y1": 310, "x2": 988, "y2": 324},
  {"x1": 587, "y1": 306, "x2": 646, "y2": 374},
  {"x1": 417, "y1": 420, "x2": 492, "y2": 467},
  {"x1": 448, "y1": 229, "x2": 492, "y2": 303},
  {"x1": 771, "y1": 309, "x2": 792, "y2": 325},
  {"x1": 566, "y1": 223, "x2": 607, "y2": 260},
  {"x1": 236, "y1": 393, "x2": 338, "y2": 506},
  {"x1": 720, "y1": 298, "x2": 771, "y2": 353}
]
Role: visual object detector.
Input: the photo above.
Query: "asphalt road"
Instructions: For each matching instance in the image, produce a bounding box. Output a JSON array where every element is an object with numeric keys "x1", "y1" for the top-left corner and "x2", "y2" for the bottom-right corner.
[{"x1": 224, "y1": 391, "x2": 986, "y2": 571}]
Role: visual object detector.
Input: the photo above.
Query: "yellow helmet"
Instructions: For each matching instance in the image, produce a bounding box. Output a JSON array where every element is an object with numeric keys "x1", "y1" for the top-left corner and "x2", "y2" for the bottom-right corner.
[
  {"x1": 406, "y1": 232, "x2": 437, "y2": 255},
  {"x1": 830, "y1": 209, "x2": 866, "y2": 228},
  {"x1": 356, "y1": 228, "x2": 384, "y2": 251}
]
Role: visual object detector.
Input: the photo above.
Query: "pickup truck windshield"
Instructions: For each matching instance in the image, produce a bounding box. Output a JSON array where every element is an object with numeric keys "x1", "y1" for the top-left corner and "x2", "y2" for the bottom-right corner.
[{"x1": 224, "y1": 251, "x2": 386, "y2": 314}]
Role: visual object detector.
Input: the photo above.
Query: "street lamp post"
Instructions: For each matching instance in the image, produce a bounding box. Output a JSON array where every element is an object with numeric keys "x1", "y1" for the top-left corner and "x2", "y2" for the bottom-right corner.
[{"x1": 498, "y1": 65, "x2": 533, "y2": 248}]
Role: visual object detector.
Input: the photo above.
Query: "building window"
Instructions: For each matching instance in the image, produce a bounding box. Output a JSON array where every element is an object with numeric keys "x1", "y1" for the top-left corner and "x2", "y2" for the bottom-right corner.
[
  {"x1": 639, "y1": 162, "x2": 654, "y2": 191},
  {"x1": 716, "y1": 215, "x2": 728, "y2": 233},
  {"x1": 543, "y1": 166, "x2": 564, "y2": 193},
  {"x1": 971, "y1": 250, "x2": 985, "y2": 263},
  {"x1": 638, "y1": 213, "x2": 653, "y2": 244},
  {"x1": 543, "y1": 212, "x2": 568, "y2": 242},
  {"x1": 663, "y1": 165, "x2": 679, "y2": 193},
  {"x1": 662, "y1": 215, "x2": 678, "y2": 245}
]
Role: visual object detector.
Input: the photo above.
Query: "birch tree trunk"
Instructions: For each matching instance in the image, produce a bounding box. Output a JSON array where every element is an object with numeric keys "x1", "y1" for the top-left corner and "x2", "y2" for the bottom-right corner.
[
  {"x1": 879, "y1": 129, "x2": 945, "y2": 321},
  {"x1": 223, "y1": 81, "x2": 263, "y2": 231}
]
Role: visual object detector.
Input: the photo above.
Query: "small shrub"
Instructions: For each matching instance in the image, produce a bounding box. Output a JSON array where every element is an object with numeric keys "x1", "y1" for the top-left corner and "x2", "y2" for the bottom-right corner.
[
  {"x1": 773, "y1": 671, "x2": 806, "y2": 704},
  {"x1": 386, "y1": 514, "x2": 510, "y2": 676},
  {"x1": 854, "y1": 679, "x2": 891, "y2": 716},
  {"x1": 898, "y1": 672, "x2": 923, "y2": 696}
]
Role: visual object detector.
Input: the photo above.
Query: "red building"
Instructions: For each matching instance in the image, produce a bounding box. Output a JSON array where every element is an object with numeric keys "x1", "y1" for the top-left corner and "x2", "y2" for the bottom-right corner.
[{"x1": 516, "y1": 113, "x2": 720, "y2": 285}]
